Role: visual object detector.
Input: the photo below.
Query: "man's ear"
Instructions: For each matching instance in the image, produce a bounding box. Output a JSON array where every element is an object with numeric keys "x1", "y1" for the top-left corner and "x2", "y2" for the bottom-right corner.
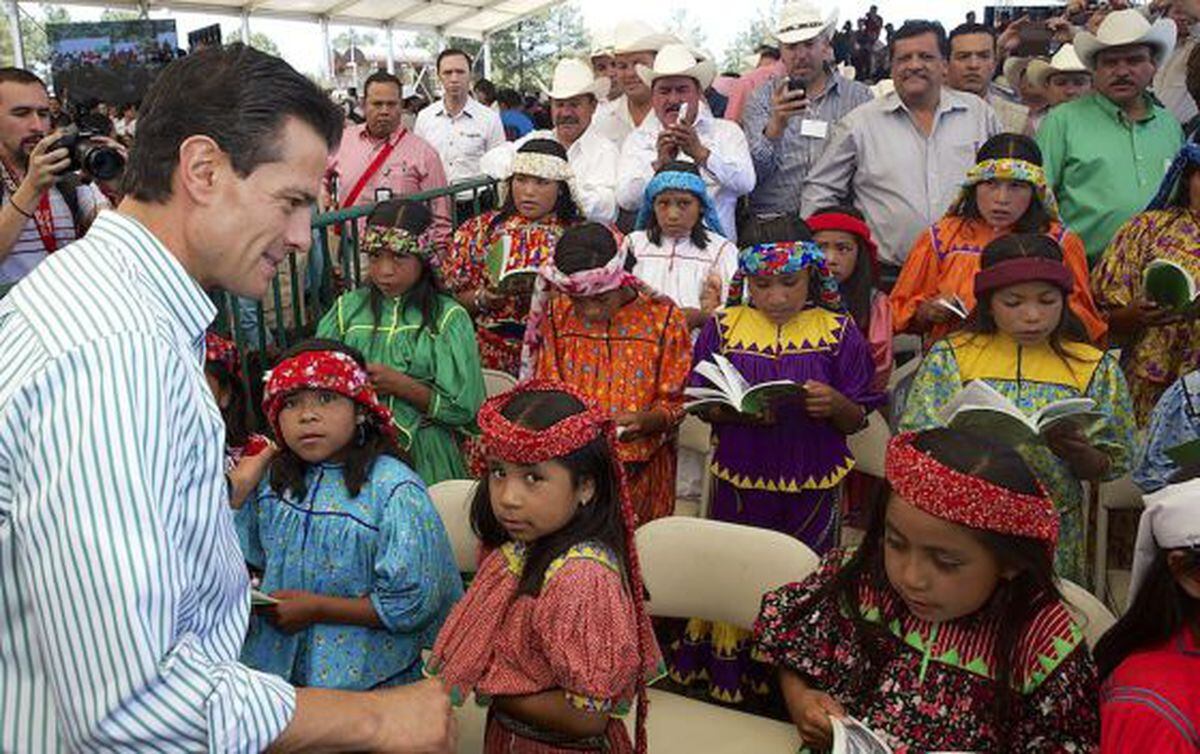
[{"x1": 175, "y1": 134, "x2": 226, "y2": 206}]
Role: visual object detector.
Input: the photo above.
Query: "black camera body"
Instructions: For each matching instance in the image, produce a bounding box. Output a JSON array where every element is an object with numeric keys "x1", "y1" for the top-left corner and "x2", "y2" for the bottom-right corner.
[{"x1": 54, "y1": 125, "x2": 125, "y2": 181}]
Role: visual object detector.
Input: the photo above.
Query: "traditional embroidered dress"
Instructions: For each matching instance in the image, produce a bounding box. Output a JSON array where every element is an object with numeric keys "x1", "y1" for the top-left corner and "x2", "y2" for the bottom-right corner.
[
  {"x1": 441, "y1": 211, "x2": 571, "y2": 375},
  {"x1": 626, "y1": 230, "x2": 738, "y2": 317},
  {"x1": 316, "y1": 287, "x2": 485, "y2": 485},
  {"x1": 427, "y1": 541, "x2": 664, "y2": 753},
  {"x1": 1092, "y1": 208, "x2": 1200, "y2": 424},
  {"x1": 1101, "y1": 623, "x2": 1200, "y2": 754},
  {"x1": 754, "y1": 548, "x2": 1101, "y2": 753},
  {"x1": 236, "y1": 457, "x2": 463, "y2": 689},
  {"x1": 891, "y1": 216, "x2": 1107, "y2": 346},
  {"x1": 534, "y1": 291, "x2": 691, "y2": 524},
  {"x1": 901, "y1": 331, "x2": 1136, "y2": 583},
  {"x1": 1134, "y1": 370, "x2": 1200, "y2": 493}
]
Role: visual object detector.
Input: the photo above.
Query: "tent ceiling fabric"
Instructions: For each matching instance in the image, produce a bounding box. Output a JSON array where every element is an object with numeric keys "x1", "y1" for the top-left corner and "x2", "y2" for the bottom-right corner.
[{"x1": 46, "y1": 0, "x2": 564, "y2": 38}]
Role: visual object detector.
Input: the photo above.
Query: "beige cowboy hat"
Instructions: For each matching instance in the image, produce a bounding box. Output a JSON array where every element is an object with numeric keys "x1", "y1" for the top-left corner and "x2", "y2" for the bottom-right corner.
[
  {"x1": 1027, "y1": 44, "x2": 1090, "y2": 88},
  {"x1": 590, "y1": 26, "x2": 615, "y2": 59},
  {"x1": 612, "y1": 19, "x2": 679, "y2": 55},
  {"x1": 636, "y1": 43, "x2": 717, "y2": 91},
  {"x1": 1001, "y1": 55, "x2": 1032, "y2": 90},
  {"x1": 774, "y1": 1, "x2": 838, "y2": 45},
  {"x1": 543, "y1": 58, "x2": 610, "y2": 100},
  {"x1": 1074, "y1": 9, "x2": 1176, "y2": 70}
]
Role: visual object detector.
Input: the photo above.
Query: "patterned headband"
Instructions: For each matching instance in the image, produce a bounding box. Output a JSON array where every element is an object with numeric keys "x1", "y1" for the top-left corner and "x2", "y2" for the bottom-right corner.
[
  {"x1": 726, "y1": 241, "x2": 843, "y2": 309},
  {"x1": 885, "y1": 432, "x2": 1060, "y2": 545},
  {"x1": 1147, "y1": 143, "x2": 1200, "y2": 211},
  {"x1": 974, "y1": 257, "x2": 1074, "y2": 298},
  {"x1": 635, "y1": 170, "x2": 725, "y2": 237},
  {"x1": 205, "y1": 332, "x2": 240, "y2": 377},
  {"x1": 262, "y1": 349, "x2": 397, "y2": 444},
  {"x1": 959, "y1": 158, "x2": 1059, "y2": 221},
  {"x1": 519, "y1": 237, "x2": 641, "y2": 380},
  {"x1": 360, "y1": 226, "x2": 429, "y2": 259},
  {"x1": 500, "y1": 149, "x2": 584, "y2": 215}
]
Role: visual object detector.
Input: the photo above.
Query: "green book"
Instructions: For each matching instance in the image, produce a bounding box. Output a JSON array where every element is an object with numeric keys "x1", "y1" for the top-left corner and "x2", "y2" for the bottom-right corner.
[
  {"x1": 250, "y1": 589, "x2": 278, "y2": 606},
  {"x1": 939, "y1": 380, "x2": 1104, "y2": 447},
  {"x1": 485, "y1": 235, "x2": 538, "y2": 293},
  {"x1": 1143, "y1": 259, "x2": 1199, "y2": 311},
  {"x1": 685, "y1": 353, "x2": 805, "y2": 415},
  {"x1": 1165, "y1": 437, "x2": 1200, "y2": 467}
]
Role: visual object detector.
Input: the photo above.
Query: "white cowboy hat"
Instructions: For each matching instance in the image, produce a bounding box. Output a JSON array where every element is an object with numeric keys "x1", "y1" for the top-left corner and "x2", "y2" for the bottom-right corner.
[
  {"x1": 1027, "y1": 44, "x2": 1090, "y2": 88},
  {"x1": 590, "y1": 26, "x2": 615, "y2": 59},
  {"x1": 1074, "y1": 9, "x2": 1176, "y2": 70},
  {"x1": 1001, "y1": 55, "x2": 1032, "y2": 90},
  {"x1": 612, "y1": 19, "x2": 679, "y2": 55},
  {"x1": 774, "y1": 1, "x2": 837, "y2": 45},
  {"x1": 636, "y1": 43, "x2": 717, "y2": 91},
  {"x1": 543, "y1": 58, "x2": 610, "y2": 100}
]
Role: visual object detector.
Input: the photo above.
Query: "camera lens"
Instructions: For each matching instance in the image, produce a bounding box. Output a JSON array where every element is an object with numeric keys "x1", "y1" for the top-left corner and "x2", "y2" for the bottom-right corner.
[{"x1": 79, "y1": 144, "x2": 125, "y2": 181}]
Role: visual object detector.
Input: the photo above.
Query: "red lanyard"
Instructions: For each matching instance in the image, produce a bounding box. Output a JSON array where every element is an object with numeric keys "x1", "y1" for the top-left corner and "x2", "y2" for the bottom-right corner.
[{"x1": 32, "y1": 190, "x2": 58, "y2": 254}]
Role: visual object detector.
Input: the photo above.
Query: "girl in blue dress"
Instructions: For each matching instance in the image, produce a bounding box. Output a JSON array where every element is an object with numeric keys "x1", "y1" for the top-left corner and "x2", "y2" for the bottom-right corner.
[{"x1": 236, "y1": 339, "x2": 463, "y2": 689}]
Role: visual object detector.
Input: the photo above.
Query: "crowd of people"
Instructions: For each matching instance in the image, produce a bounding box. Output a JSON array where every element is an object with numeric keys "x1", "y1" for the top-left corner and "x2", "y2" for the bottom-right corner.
[{"x1": 1, "y1": 1, "x2": 1200, "y2": 753}]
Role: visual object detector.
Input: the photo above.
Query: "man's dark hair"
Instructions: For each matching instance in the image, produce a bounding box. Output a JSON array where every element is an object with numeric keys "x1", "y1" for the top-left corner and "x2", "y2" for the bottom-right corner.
[
  {"x1": 496, "y1": 88, "x2": 522, "y2": 108},
  {"x1": 474, "y1": 78, "x2": 497, "y2": 102},
  {"x1": 123, "y1": 43, "x2": 343, "y2": 203},
  {"x1": 756, "y1": 44, "x2": 781, "y2": 61},
  {"x1": 890, "y1": 20, "x2": 950, "y2": 60},
  {"x1": 437, "y1": 47, "x2": 472, "y2": 72},
  {"x1": 363, "y1": 70, "x2": 402, "y2": 99},
  {"x1": 0, "y1": 67, "x2": 45, "y2": 90},
  {"x1": 949, "y1": 22, "x2": 997, "y2": 48}
]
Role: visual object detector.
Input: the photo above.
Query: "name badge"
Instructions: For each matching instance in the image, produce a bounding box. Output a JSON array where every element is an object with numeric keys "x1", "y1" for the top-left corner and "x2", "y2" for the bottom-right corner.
[
  {"x1": 374, "y1": 187, "x2": 394, "y2": 202},
  {"x1": 800, "y1": 119, "x2": 829, "y2": 139}
]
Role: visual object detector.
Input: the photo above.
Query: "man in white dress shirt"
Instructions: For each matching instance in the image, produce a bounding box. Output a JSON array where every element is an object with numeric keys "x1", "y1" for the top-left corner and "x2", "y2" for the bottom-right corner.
[
  {"x1": 590, "y1": 20, "x2": 679, "y2": 146},
  {"x1": 480, "y1": 58, "x2": 619, "y2": 223},
  {"x1": 414, "y1": 47, "x2": 505, "y2": 216},
  {"x1": 616, "y1": 44, "x2": 755, "y2": 242}
]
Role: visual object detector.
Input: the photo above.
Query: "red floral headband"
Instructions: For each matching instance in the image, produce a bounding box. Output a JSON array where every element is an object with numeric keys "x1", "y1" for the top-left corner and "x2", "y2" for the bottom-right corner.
[
  {"x1": 205, "y1": 332, "x2": 241, "y2": 377},
  {"x1": 262, "y1": 349, "x2": 397, "y2": 443},
  {"x1": 974, "y1": 257, "x2": 1074, "y2": 299},
  {"x1": 885, "y1": 432, "x2": 1059, "y2": 546}
]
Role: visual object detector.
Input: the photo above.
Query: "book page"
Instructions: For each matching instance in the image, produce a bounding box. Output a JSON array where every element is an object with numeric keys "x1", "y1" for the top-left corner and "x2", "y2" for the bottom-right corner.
[
  {"x1": 831, "y1": 716, "x2": 893, "y2": 754},
  {"x1": 713, "y1": 353, "x2": 751, "y2": 407}
]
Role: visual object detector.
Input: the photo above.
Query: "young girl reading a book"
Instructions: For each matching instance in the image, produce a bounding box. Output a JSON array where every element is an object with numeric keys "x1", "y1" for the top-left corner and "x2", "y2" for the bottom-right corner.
[
  {"x1": 669, "y1": 217, "x2": 884, "y2": 704},
  {"x1": 1094, "y1": 479, "x2": 1200, "y2": 753},
  {"x1": 316, "y1": 200, "x2": 485, "y2": 485},
  {"x1": 901, "y1": 234, "x2": 1136, "y2": 584},
  {"x1": 1092, "y1": 143, "x2": 1200, "y2": 424},
  {"x1": 424, "y1": 381, "x2": 663, "y2": 753},
  {"x1": 523, "y1": 222, "x2": 691, "y2": 524},
  {"x1": 627, "y1": 162, "x2": 737, "y2": 332},
  {"x1": 441, "y1": 138, "x2": 584, "y2": 375},
  {"x1": 754, "y1": 428, "x2": 1100, "y2": 753},
  {"x1": 890, "y1": 133, "x2": 1105, "y2": 349},
  {"x1": 236, "y1": 341, "x2": 463, "y2": 689}
]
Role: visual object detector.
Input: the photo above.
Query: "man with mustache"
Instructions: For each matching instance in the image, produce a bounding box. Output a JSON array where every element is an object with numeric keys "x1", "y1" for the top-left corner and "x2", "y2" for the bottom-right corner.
[
  {"x1": 328, "y1": 70, "x2": 450, "y2": 250},
  {"x1": 801, "y1": 21, "x2": 1000, "y2": 282},
  {"x1": 590, "y1": 20, "x2": 678, "y2": 147},
  {"x1": 479, "y1": 58, "x2": 619, "y2": 223},
  {"x1": 0, "y1": 68, "x2": 113, "y2": 288},
  {"x1": 1037, "y1": 9, "x2": 1183, "y2": 264},
  {"x1": 615, "y1": 44, "x2": 754, "y2": 240},
  {"x1": 946, "y1": 22, "x2": 1031, "y2": 134}
]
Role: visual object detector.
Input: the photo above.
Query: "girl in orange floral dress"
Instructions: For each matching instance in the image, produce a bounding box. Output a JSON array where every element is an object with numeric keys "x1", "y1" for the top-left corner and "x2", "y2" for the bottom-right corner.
[
  {"x1": 425, "y1": 382, "x2": 663, "y2": 753},
  {"x1": 523, "y1": 222, "x2": 692, "y2": 524}
]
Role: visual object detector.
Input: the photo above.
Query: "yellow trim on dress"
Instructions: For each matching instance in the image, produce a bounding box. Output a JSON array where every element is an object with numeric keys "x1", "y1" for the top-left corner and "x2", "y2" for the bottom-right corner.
[
  {"x1": 948, "y1": 332, "x2": 1102, "y2": 393},
  {"x1": 711, "y1": 453, "x2": 856, "y2": 491},
  {"x1": 718, "y1": 306, "x2": 849, "y2": 357}
]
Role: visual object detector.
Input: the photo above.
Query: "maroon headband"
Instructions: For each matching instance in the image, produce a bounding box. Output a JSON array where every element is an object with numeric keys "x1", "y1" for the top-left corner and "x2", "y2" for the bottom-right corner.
[{"x1": 974, "y1": 257, "x2": 1074, "y2": 299}]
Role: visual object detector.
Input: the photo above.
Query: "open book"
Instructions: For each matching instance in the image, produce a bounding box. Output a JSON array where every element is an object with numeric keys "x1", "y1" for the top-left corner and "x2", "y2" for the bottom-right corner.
[
  {"x1": 486, "y1": 235, "x2": 539, "y2": 292},
  {"x1": 250, "y1": 589, "x2": 279, "y2": 606},
  {"x1": 933, "y1": 294, "x2": 970, "y2": 320},
  {"x1": 939, "y1": 380, "x2": 1103, "y2": 446},
  {"x1": 1165, "y1": 437, "x2": 1200, "y2": 467},
  {"x1": 831, "y1": 716, "x2": 892, "y2": 754},
  {"x1": 685, "y1": 353, "x2": 804, "y2": 415},
  {"x1": 1143, "y1": 259, "x2": 1200, "y2": 312}
]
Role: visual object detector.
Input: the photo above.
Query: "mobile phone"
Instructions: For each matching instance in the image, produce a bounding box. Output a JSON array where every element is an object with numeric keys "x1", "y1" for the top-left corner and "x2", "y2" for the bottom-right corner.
[
  {"x1": 787, "y1": 77, "x2": 806, "y2": 98},
  {"x1": 676, "y1": 101, "x2": 689, "y2": 123}
]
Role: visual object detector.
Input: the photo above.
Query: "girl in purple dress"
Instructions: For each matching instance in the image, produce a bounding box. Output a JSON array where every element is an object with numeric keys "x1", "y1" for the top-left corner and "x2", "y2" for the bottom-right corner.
[{"x1": 668, "y1": 216, "x2": 884, "y2": 705}]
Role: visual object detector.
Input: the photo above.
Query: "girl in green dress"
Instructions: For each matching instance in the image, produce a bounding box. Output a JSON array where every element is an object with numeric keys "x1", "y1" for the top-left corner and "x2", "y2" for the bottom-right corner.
[{"x1": 317, "y1": 200, "x2": 485, "y2": 484}]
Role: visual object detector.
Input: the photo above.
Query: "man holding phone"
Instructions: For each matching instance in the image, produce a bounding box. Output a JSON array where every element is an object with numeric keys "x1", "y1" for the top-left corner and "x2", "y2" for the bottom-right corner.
[{"x1": 742, "y1": 1, "x2": 871, "y2": 218}]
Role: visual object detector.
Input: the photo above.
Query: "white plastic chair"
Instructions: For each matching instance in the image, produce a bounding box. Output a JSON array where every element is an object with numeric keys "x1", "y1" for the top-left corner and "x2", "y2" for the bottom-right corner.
[
  {"x1": 677, "y1": 414, "x2": 714, "y2": 518},
  {"x1": 426, "y1": 479, "x2": 481, "y2": 574},
  {"x1": 847, "y1": 410, "x2": 891, "y2": 479},
  {"x1": 1060, "y1": 577, "x2": 1117, "y2": 649},
  {"x1": 482, "y1": 368, "x2": 517, "y2": 398},
  {"x1": 630, "y1": 517, "x2": 816, "y2": 752}
]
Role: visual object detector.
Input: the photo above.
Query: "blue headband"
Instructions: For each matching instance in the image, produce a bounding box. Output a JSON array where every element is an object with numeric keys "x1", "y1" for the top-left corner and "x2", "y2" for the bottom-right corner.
[
  {"x1": 1148, "y1": 142, "x2": 1200, "y2": 211},
  {"x1": 635, "y1": 170, "x2": 725, "y2": 237}
]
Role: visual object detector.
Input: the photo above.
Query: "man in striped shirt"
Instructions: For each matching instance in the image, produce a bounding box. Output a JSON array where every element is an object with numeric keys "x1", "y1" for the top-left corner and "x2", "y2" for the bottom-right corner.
[{"x1": 0, "y1": 45, "x2": 456, "y2": 753}]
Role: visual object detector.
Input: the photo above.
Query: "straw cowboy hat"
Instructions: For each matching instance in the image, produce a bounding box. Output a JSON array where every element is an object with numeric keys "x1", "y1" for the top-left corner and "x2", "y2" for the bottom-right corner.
[
  {"x1": 1074, "y1": 9, "x2": 1176, "y2": 70},
  {"x1": 774, "y1": 1, "x2": 838, "y2": 45},
  {"x1": 543, "y1": 58, "x2": 611, "y2": 101},
  {"x1": 1027, "y1": 44, "x2": 1089, "y2": 88},
  {"x1": 590, "y1": 26, "x2": 615, "y2": 59},
  {"x1": 636, "y1": 44, "x2": 717, "y2": 91},
  {"x1": 612, "y1": 19, "x2": 679, "y2": 55},
  {"x1": 1001, "y1": 55, "x2": 1032, "y2": 90}
]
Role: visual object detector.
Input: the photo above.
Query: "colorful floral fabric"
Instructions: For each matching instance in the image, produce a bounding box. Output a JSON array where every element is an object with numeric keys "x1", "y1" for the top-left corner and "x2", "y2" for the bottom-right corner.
[
  {"x1": 262, "y1": 348, "x2": 397, "y2": 442},
  {"x1": 1133, "y1": 370, "x2": 1200, "y2": 492},
  {"x1": 753, "y1": 550, "x2": 1101, "y2": 753},
  {"x1": 1091, "y1": 208, "x2": 1200, "y2": 424}
]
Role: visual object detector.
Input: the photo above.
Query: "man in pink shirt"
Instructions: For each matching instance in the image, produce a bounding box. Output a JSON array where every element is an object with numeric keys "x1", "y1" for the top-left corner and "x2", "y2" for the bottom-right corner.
[
  {"x1": 328, "y1": 70, "x2": 451, "y2": 249},
  {"x1": 725, "y1": 48, "x2": 785, "y2": 124}
]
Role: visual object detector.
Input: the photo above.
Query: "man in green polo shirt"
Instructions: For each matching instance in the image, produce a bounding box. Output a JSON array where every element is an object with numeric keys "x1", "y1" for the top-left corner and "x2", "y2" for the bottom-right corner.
[{"x1": 1037, "y1": 9, "x2": 1184, "y2": 265}]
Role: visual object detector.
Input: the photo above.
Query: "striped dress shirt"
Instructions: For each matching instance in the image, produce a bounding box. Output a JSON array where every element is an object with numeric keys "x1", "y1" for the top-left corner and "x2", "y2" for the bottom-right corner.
[{"x1": 0, "y1": 211, "x2": 295, "y2": 752}]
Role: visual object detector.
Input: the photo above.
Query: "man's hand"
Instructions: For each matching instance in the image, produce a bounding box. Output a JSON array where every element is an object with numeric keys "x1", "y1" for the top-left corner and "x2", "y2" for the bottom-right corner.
[
  {"x1": 653, "y1": 129, "x2": 680, "y2": 171},
  {"x1": 764, "y1": 80, "x2": 811, "y2": 140},
  {"x1": 665, "y1": 119, "x2": 710, "y2": 167},
  {"x1": 13, "y1": 131, "x2": 69, "y2": 208},
  {"x1": 367, "y1": 679, "x2": 458, "y2": 753}
]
